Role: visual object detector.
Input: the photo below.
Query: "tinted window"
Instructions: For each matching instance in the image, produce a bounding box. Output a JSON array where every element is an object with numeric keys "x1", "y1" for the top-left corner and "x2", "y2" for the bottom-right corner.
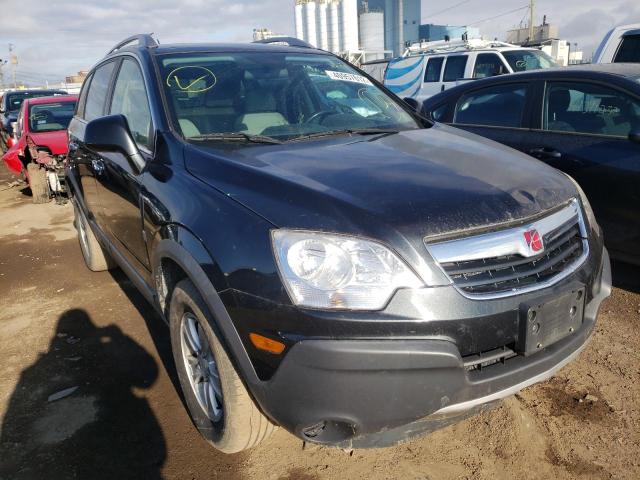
[
  {"x1": 84, "y1": 62, "x2": 116, "y2": 121},
  {"x1": 29, "y1": 101, "x2": 77, "y2": 132},
  {"x1": 544, "y1": 82, "x2": 640, "y2": 137},
  {"x1": 5, "y1": 91, "x2": 66, "y2": 113},
  {"x1": 614, "y1": 35, "x2": 640, "y2": 63},
  {"x1": 430, "y1": 103, "x2": 450, "y2": 122},
  {"x1": 454, "y1": 84, "x2": 528, "y2": 127},
  {"x1": 443, "y1": 56, "x2": 468, "y2": 82},
  {"x1": 424, "y1": 57, "x2": 444, "y2": 82},
  {"x1": 110, "y1": 59, "x2": 152, "y2": 150},
  {"x1": 473, "y1": 53, "x2": 507, "y2": 78},
  {"x1": 76, "y1": 73, "x2": 93, "y2": 119}
]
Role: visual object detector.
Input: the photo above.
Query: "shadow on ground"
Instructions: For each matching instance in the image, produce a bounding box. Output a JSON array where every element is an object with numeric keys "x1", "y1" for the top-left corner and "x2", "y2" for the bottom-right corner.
[
  {"x1": 611, "y1": 260, "x2": 640, "y2": 294},
  {"x1": 0, "y1": 309, "x2": 166, "y2": 480}
]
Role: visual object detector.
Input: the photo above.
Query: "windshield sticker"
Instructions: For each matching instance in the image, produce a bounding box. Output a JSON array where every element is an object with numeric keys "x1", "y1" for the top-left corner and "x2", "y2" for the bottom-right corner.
[
  {"x1": 325, "y1": 70, "x2": 373, "y2": 86},
  {"x1": 166, "y1": 66, "x2": 217, "y2": 93}
]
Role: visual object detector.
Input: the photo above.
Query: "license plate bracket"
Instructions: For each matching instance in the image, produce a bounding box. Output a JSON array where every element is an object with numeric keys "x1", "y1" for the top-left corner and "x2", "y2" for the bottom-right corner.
[{"x1": 517, "y1": 287, "x2": 585, "y2": 356}]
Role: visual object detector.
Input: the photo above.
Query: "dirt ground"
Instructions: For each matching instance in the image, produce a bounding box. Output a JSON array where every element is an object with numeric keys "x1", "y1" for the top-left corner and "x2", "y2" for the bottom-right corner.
[{"x1": 0, "y1": 166, "x2": 638, "y2": 480}]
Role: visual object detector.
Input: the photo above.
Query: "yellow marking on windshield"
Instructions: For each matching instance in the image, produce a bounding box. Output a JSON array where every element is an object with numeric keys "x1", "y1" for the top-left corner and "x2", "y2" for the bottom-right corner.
[{"x1": 166, "y1": 66, "x2": 217, "y2": 93}]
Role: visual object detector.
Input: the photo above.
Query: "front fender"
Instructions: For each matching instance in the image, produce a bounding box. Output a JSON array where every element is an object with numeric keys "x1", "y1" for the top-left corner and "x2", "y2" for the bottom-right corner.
[{"x1": 150, "y1": 226, "x2": 263, "y2": 389}]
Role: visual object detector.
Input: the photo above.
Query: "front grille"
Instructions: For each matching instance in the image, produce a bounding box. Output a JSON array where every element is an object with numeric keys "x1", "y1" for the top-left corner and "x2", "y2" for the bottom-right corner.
[{"x1": 440, "y1": 217, "x2": 584, "y2": 295}]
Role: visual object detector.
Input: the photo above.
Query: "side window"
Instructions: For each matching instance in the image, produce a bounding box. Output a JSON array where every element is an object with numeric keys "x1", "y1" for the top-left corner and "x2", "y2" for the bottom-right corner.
[
  {"x1": 473, "y1": 53, "x2": 507, "y2": 79},
  {"x1": 424, "y1": 58, "x2": 444, "y2": 82},
  {"x1": 84, "y1": 62, "x2": 116, "y2": 121},
  {"x1": 614, "y1": 35, "x2": 640, "y2": 63},
  {"x1": 454, "y1": 83, "x2": 528, "y2": 128},
  {"x1": 110, "y1": 58, "x2": 153, "y2": 150},
  {"x1": 544, "y1": 82, "x2": 640, "y2": 137},
  {"x1": 443, "y1": 56, "x2": 468, "y2": 82},
  {"x1": 76, "y1": 72, "x2": 93, "y2": 119}
]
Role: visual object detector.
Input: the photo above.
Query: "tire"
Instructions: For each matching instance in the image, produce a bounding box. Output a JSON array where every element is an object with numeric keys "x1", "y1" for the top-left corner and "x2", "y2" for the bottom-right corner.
[
  {"x1": 169, "y1": 279, "x2": 275, "y2": 453},
  {"x1": 27, "y1": 163, "x2": 49, "y2": 204},
  {"x1": 73, "y1": 202, "x2": 116, "y2": 272}
]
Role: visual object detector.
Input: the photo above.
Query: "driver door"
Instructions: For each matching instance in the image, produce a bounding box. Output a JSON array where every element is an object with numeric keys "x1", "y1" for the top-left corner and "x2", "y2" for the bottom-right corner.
[{"x1": 93, "y1": 57, "x2": 154, "y2": 275}]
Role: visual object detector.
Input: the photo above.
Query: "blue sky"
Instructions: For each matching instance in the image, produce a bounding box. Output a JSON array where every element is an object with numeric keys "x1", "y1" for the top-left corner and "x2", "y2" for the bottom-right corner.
[{"x1": 0, "y1": 0, "x2": 638, "y2": 85}]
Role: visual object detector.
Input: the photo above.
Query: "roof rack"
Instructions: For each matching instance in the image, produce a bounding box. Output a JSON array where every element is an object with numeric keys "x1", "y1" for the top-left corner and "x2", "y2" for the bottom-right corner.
[
  {"x1": 107, "y1": 34, "x2": 159, "y2": 55},
  {"x1": 252, "y1": 37, "x2": 314, "y2": 49},
  {"x1": 403, "y1": 38, "x2": 518, "y2": 57}
]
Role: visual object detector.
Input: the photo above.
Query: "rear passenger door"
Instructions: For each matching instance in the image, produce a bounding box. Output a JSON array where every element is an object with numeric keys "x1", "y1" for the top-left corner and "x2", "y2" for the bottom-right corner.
[
  {"x1": 527, "y1": 81, "x2": 640, "y2": 258},
  {"x1": 95, "y1": 57, "x2": 154, "y2": 273}
]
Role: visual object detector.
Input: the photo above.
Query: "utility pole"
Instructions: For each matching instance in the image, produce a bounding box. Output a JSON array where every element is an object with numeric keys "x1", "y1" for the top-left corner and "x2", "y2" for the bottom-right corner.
[
  {"x1": 8, "y1": 43, "x2": 17, "y2": 88},
  {"x1": 0, "y1": 59, "x2": 6, "y2": 89},
  {"x1": 528, "y1": 0, "x2": 535, "y2": 45}
]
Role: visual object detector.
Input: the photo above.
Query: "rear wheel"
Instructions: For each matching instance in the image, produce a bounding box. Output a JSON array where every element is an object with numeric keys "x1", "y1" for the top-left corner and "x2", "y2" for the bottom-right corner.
[
  {"x1": 73, "y1": 202, "x2": 116, "y2": 272},
  {"x1": 169, "y1": 279, "x2": 275, "y2": 453},
  {"x1": 27, "y1": 163, "x2": 49, "y2": 204}
]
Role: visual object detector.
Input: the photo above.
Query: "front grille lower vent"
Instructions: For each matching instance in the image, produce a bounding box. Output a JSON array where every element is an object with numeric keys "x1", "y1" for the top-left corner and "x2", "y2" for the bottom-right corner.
[{"x1": 441, "y1": 220, "x2": 583, "y2": 295}]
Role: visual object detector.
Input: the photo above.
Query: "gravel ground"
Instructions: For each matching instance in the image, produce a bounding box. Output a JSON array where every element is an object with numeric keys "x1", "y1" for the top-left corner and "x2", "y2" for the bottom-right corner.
[{"x1": 0, "y1": 166, "x2": 638, "y2": 480}]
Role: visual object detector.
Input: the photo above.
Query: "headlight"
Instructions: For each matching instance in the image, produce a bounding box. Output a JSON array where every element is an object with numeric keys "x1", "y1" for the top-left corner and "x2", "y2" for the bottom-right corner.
[
  {"x1": 564, "y1": 174, "x2": 598, "y2": 234},
  {"x1": 272, "y1": 230, "x2": 424, "y2": 310}
]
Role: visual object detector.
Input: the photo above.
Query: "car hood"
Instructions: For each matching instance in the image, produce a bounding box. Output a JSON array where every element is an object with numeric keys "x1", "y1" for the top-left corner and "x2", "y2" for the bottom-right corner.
[
  {"x1": 28, "y1": 130, "x2": 69, "y2": 155},
  {"x1": 184, "y1": 124, "x2": 576, "y2": 243}
]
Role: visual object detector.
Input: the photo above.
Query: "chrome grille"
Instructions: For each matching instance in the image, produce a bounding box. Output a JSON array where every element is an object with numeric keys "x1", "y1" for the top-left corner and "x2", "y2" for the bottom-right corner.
[{"x1": 427, "y1": 199, "x2": 589, "y2": 298}]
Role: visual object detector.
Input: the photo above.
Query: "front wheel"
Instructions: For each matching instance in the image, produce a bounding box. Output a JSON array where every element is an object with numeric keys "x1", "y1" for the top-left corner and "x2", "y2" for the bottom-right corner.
[
  {"x1": 26, "y1": 163, "x2": 49, "y2": 204},
  {"x1": 169, "y1": 279, "x2": 275, "y2": 453}
]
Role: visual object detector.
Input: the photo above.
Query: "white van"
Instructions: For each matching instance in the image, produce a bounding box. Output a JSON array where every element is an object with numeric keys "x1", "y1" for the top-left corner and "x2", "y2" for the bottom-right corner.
[
  {"x1": 384, "y1": 39, "x2": 557, "y2": 102},
  {"x1": 593, "y1": 23, "x2": 640, "y2": 63},
  {"x1": 360, "y1": 59, "x2": 390, "y2": 83}
]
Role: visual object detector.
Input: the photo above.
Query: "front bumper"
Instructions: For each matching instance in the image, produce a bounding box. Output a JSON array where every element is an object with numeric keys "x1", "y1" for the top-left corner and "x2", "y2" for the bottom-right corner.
[{"x1": 255, "y1": 249, "x2": 611, "y2": 448}]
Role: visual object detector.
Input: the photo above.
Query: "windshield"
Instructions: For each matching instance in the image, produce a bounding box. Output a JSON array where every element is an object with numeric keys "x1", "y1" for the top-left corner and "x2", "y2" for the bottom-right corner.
[
  {"x1": 502, "y1": 50, "x2": 557, "y2": 72},
  {"x1": 29, "y1": 101, "x2": 76, "y2": 132},
  {"x1": 157, "y1": 52, "x2": 420, "y2": 142},
  {"x1": 6, "y1": 91, "x2": 65, "y2": 113}
]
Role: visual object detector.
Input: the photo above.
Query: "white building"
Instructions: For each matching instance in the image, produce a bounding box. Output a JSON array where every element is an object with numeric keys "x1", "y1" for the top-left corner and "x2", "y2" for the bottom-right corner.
[
  {"x1": 294, "y1": 0, "x2": 359, "y2": 53},
  {"x1": 253, "y1": 28, "x2": 286, "y2": 42}
]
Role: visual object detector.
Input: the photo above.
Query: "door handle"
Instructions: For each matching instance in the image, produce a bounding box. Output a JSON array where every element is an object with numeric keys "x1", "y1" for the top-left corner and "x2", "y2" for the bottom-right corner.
[
  {"x1": 91, "y1": 159, "x2": 105, "y2": 176},
  {"x1": 529, "y1": 147, "x2": 562, "y2": 159}
]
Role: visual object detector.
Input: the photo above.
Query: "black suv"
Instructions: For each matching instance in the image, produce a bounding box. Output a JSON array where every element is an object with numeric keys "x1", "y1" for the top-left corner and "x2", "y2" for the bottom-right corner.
[{"x1": 66, "y1": 35, "x2": 611, "y2": 452}]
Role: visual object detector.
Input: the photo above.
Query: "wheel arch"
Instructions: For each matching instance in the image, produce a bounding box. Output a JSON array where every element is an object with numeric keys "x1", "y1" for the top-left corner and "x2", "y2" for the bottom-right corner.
[{"x1": 150, "y1": 225, "x2": 263, "y2": 390}]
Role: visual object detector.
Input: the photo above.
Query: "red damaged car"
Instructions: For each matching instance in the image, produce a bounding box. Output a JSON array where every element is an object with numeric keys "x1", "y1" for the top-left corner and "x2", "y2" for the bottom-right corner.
[{"x1": 2, "y1": 95, "x2": 77, "y2": 203}]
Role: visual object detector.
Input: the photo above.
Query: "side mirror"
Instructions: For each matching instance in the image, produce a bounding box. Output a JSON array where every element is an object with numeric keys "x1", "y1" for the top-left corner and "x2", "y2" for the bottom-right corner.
[
  {"x1": 629, "y1": 131, "x2": 640, "y2": 144},
  {"x1": 403, "y1": 97, "x2": 421, "y2": 112},
  {"x1": 84, "y1": 114, "x2": 145, "y2": 172}
]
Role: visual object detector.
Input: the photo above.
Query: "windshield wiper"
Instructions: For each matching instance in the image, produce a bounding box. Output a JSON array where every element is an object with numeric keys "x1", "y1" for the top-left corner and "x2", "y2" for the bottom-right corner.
[
  {"x1": 288, "y1": 128, "x2": 400, "y2": 142},
  {"x1": 189, "y1": 132, "x2": 283, "y2": 144}
]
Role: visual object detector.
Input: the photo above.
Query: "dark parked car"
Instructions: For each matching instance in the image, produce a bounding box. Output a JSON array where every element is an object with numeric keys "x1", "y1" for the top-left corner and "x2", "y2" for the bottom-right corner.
[
  {"x1": 0, "y1": 89, "x2": 67, "y2": 152},
  {"x1": 421, "y1": 64, "x2": 640, "y2": 265},
  {"x1": 66, "y1": 35, "x2": 610, "y2": 453}
]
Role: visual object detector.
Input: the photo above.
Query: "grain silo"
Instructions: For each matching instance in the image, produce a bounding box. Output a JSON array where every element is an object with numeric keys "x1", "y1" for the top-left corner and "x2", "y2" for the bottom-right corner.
[
  {"x1": 302, "y1": 0, "x2": 318, "y2": 47},
  {"x1": 339, "y1": 0, "x2": 359, "y2": 52},
  {"x1": 359, "y1": 10, "x2": 384, "y2": 51},
  {"x1": 327, "y1": 0, "x2": 341, "y2": 52},
  {"x1": 316, "y1": 1, "x2": 329, "y2": 50},
  {"x1": 294, "y1": 2, "x2": 305, "y2": 41}
]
